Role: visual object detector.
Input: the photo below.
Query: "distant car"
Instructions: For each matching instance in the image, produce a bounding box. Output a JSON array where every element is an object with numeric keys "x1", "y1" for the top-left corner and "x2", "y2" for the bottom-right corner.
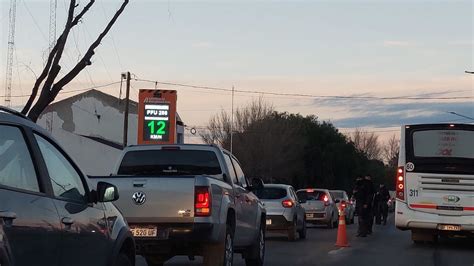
[
  {"x1": 329, "y1": 190, "x2": 355, "y2": 224},
  {"x1": 296, "y1": 189, "x2": 339, "y2": 229},
  {"x1": 255, "y1": 184, "x2": 307, "y2": 241},
  {"x1": 0, "y1": 107, "x2": 135, "y2": 266}
]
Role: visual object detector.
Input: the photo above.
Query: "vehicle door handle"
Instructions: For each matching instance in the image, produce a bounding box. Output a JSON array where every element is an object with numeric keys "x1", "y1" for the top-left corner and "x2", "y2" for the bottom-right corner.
[
  {"x1": 0, "y1": 211, "x2": 17, "y2": 220},
  {"x1": 61, "y1": 217, "x2": 74, "y2": 226}
]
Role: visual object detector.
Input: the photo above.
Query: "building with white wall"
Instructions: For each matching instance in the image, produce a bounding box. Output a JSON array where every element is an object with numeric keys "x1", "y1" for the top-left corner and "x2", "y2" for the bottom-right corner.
[{"x1": 37, "y1": 89, "x2": 184, "y2": 175}]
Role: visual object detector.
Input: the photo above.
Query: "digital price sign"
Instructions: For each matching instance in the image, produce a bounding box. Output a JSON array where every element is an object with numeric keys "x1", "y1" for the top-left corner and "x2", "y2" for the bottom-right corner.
[
  {"x1": 138, "y1": 90, "x2": 177, "y2": 145},
  {"x1": 144, "y1": 103, "x2": 170, "y2": 141}
]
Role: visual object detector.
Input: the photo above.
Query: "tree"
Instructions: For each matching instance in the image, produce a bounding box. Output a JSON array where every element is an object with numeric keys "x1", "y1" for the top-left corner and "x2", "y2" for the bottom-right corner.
[
  {"x1": 21, "y1": 0, "x2": 129, "y2": 121},
  {"x1": 349, "y1": 129, "x2": 382, "y2": 160},
  {"x1": 382, "y1": 134, "x2": 400, "y2": 168},
  {"x1": 200, "y1": 98, "x2": 274, "y2": 150}
]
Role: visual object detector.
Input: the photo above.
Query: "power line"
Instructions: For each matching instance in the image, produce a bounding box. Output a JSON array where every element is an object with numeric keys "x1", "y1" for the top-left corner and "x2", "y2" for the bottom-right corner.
[
  {"x1": 132, "y1": 77, "x2": 473, "y2": 101},
  {"x1": 0, "y1": 81, "x2": 122, "y2": 98}
]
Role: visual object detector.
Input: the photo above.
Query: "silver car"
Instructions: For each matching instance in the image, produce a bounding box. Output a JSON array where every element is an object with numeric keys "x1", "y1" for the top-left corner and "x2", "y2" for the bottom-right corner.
[
  {"x1": 330, "y1": 190, "x2": 355, "y2": 224},
  {"x1": 296, "y1": 189, "x2": 339, "y2": 229},
  {"x1": 255, "y1": 184, "x2": 307, "y2": 241}
]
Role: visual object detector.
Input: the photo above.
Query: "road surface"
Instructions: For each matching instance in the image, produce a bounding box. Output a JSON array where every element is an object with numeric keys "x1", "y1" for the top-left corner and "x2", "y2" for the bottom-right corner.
[{"x1": 137, "y1": 214, "x2": 474, "y2": 266}]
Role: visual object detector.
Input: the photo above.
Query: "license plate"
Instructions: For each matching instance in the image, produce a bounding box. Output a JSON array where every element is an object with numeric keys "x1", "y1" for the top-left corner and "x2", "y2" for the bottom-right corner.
[
  {"x1": 438, "y1": 224, "x2": 461, "y2": 231},
  {"x1": 306, "y1": 213, "x2": 314, "y2": 218},
  {"x1": 130, "y1": 226, "x2": 158, "y2": 237},
  {"x1": 266, "y1": 219, "x2": 272, "y2": 225}
]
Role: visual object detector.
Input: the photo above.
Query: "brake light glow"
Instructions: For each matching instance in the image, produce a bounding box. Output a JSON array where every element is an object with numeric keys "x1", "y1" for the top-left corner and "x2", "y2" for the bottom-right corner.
[
  {"x1": 306, "y1": 189, "x2": 314, "y2": 193},
  {"x1": 282, "y1": 199, "x2": 294, "y2": 208},
  {"x1": 323, "y1": 195, "x2": 330, "y2": 206},
  {"x1": 195, "y1": 186, "x2": 211, "y2": 216},
  {"x1": 396, "y1": 166, "x2": 405, "y2": 201}
]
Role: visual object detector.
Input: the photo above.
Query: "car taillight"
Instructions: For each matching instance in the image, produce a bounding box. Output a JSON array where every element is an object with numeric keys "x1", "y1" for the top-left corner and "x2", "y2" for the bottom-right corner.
[
  {"x1": 195, "y1": 186, "x2": 211, "y2": 217},
  {"x1": 323, "y1": 195, "x2": 329, "y2": 206},
  {"x1": 396, "y1": 166, "x2": 405, "y2": 201},
  {"x1": 282, "y1": 199, "x2": 294, "y2": 208}
]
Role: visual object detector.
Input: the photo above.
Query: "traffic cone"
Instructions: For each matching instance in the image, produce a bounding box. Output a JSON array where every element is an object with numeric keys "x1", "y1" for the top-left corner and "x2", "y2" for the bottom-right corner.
[{"x1": 335, "y1": 204, "x2": 350, "y2": 247}]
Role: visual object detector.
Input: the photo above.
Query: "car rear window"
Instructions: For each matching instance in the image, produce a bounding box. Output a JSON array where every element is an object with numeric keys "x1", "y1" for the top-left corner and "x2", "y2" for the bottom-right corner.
[
  {"x1": 118, "y1": 150, "x2": 222, "y2": 176},
  {"x1": 296, "y1": 190, "x2": 326, "y2": 201},
  {"x1": 254, "y1": 187, "x2": 287, "y2": 200},
  {"x1": 330, "y1": 191, "x2": 344, "y2": 200}
]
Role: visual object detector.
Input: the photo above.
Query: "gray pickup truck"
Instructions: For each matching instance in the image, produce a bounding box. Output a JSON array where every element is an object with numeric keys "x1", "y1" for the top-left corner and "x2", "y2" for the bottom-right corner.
[{"x1": 91, "y1": 144, "x2": 266, "y2": 266}]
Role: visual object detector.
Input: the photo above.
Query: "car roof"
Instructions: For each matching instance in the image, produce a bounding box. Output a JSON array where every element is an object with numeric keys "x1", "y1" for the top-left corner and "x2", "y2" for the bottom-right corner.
[
  {"x1": 0, "y1": 109, "x2": 51, "y2": 137},
  {"x1": 330, "y1": 190, "x2": 347, "y2": 193},
  {"x1": 263, "y1": 184, "x2": 291, "y2": 189},
  {"x1": 296, "y1": 188, "x2": 329, "y2": 193},
  {"x1": 124, "y1": 143, "x2": 219, "y2": 152}
]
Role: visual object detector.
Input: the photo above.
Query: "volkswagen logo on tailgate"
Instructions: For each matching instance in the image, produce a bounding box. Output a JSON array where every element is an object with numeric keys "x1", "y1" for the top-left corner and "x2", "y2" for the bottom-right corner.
[{"x1": 132, "y1": 192, "x2": 147, "y2": 205}]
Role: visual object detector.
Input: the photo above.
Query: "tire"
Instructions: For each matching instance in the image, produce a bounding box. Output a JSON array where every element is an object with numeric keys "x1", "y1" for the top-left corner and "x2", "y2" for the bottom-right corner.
[
  {"x1": 327, "y1": 215, "x2": 334, "y2": 229},
  {"x1": 145, "y1": 256, "x2": 166, "y2": 266},
  {"x1": 203, "y1": 224, "x2": 234, "y2": 266},
  {"x1": 298, "y1": 218, "x2": 307, "y2": 239},
  {"x1": 245, "y1": 224, "x2": 265, "y2": 266},
  {"x1": 115, "y1": 253, "x2": 132, "y2": 266},
  {"x1": 288, "y1": 218, "x2": 298, "y2": 241}
]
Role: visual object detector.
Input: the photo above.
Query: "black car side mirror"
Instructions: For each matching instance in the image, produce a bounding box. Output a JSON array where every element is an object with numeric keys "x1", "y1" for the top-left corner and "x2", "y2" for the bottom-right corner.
[
  {"x1": 335, "y1": 199, "x2": 341, "y2": 203},
  {"x1": 97, "y1": 182, "x2": 119, "y2": 202},
  {"x1": 250, "y1": 178, "x2": 264, "y2": 191}
]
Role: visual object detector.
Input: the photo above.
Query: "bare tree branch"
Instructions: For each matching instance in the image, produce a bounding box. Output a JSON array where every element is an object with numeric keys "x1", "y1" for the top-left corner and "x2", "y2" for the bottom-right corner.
[
  {"x1": 71, "y1": 0, "x2": 95, "y2": 27},
  {"x1": 26, "y1": 0, "x2": 129, "y2": 121}
]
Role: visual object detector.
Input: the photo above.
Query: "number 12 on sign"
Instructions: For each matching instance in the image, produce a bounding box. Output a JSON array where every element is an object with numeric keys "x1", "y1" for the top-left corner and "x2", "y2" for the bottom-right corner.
[{"x1": 147, "y1": 121, "x2": 167, "y2": 135}]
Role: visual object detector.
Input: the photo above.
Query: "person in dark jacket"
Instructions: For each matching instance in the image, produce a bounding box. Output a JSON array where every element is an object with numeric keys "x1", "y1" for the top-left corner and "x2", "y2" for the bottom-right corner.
[
  {"x1": 363, "y1": 175, "x2": 375, "y2": 235},
  {"x1": 379, "y1": 184, "x2": 391, "y2": 225},
  {"x1": 373, "y1": 189, "x2": 382, "y2": 225},
  {"x1": 353, "y1": 176, "x2": 368, "y2": 237}
]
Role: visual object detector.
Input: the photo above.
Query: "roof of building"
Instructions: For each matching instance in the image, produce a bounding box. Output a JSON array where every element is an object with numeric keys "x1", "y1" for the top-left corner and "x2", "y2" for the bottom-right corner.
[{"x1": 42, "y1": 89, "x2": 183, "y2": 123}]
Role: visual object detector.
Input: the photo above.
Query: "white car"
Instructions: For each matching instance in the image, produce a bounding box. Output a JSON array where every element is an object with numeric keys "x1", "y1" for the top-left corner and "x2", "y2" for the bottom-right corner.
[
  {"x1": 296, "y1": 189, "x2": 339, "y2": 229},
  {"x1": 330, "y1": 190, "x2": 355, "y2": 224}
]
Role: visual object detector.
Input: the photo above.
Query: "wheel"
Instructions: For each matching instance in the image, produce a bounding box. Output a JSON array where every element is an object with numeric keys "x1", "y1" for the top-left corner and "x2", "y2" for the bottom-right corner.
[
  {"x1": 115, "y1": 253, "x2": 132, "y2": 266},
  {"x1": 288, "y1": 218, "x2": 298, "y2": 241},
  {"x1": 298, "y1": 218, "x2": 307, "y2": 239},
  {"x1": 203, "y1": 224, "x2": 234, "y2": 266},
  {"x1": 245, "y1": 224, "x2": 265, "y2": 266},
  {"x1": 333, "y1": 216, "x2": 338, "y2": 228},
  {"x1": 145, "y1": 256, "x2": 166, "y2": 266},
  {"x1": 327, "y1": 214, "x2": 334, "y2": 229}
]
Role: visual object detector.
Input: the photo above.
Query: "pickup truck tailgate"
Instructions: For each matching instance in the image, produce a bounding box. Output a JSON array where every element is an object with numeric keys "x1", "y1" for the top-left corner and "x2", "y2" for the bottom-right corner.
[{"x1": 110, "y1": 176, "x2": 196, "y2": 223}]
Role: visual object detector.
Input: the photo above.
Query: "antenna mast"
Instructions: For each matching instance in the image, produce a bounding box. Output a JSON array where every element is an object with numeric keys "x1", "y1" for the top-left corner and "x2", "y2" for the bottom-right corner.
[{"x1": 4, "y1": 0, "x2": 17, "y2": 107}]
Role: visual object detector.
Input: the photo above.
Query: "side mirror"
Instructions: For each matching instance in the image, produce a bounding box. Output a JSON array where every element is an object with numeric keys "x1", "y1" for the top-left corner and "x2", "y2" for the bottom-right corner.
[
  {"x1": 97, "y1": 182, "x2": 119, "y2": 202},
  {"x1": 335, "y1": 199, "x2": 341, "y2": 203},
  {"x1": 250, "y1": 178, "x2": 264, "y2": 191}
]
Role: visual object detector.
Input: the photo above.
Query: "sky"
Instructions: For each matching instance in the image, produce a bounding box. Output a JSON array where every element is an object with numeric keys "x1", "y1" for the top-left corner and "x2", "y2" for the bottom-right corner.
[{"x1": 1, "y1": 0, "x2": 473, "y2": 142}]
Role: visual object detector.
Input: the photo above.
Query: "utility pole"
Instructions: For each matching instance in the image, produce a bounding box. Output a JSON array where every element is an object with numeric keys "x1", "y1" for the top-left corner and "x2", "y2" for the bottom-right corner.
[
  {"x1": 230, "y1": 85, "x2": 234, "y2": 154},
  {"x1": 123, "y1": 72, "x2": 131, "y2": 147}
]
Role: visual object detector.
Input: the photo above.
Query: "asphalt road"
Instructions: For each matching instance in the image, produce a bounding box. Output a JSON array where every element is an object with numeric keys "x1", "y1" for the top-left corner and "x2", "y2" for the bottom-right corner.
[{"x1": 137, "y1": 214, "x2": 474, "y2": 266}]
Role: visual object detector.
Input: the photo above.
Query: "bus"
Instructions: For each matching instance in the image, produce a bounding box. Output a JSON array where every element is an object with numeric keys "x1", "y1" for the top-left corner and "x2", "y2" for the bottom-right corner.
[{"x1": 395, "y1": 123, "x2": 474, "y2": 243}]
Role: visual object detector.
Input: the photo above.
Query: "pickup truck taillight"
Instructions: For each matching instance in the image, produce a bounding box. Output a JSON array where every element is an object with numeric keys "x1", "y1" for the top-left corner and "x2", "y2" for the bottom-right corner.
[{"x1": 195, "y1": 186, "x2": 211, "y2": 217}]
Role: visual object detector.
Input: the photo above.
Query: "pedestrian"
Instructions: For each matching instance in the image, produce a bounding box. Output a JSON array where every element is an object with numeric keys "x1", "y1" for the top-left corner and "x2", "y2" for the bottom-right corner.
[
  {"x1": 379, "y1": 184, "x2": 391, "y2": 225},
  {"x1": 363, "y1": 175, "x2": 375, "y2": 235},
  {"x1": 353, "y1": 176, "x2": 368, "y2": 237},
  {"x1": 373, "y1": 188, "x2": 382, "y2": 225}
]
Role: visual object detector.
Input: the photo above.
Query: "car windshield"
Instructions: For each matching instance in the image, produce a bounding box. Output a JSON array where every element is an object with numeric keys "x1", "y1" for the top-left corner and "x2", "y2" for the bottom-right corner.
[
  {"x1": 118, "y1": 150, "x2": 222, "y2": 176},
  {"x1": 254, "y1": 187, "x2": 287, "y2": 200}
]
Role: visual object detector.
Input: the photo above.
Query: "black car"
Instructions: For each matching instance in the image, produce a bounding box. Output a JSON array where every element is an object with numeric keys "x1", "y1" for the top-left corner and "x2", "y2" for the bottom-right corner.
[{"x1": 0, "y1": 107, "x2": 135, "y2": 266}]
